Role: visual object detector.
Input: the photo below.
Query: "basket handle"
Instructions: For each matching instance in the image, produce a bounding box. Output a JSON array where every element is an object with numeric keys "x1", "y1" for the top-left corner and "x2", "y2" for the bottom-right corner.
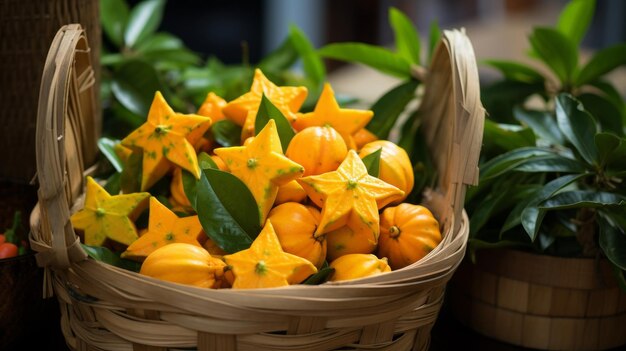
[{"x1": 34, "y1": 24, "x2": 96, "y2": 268}]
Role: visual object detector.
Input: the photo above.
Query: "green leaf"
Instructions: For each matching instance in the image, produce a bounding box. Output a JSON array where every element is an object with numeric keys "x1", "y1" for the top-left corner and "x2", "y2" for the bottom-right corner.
[
  {"x1": 141, "y1": 48, "x2": 201, "y2": 67},
  {"x1": 512, "y1": 154, "x2": 585, "y2": 173},
  {"x1": 258, "y1": 37, "x2": 298, "y2": 73},
  {"x1": 540, "y1": 190, "x2": 626, "y2": 210},
  {"x1": 480, "y1": 147, "x2": 556, "y2": 181},
  {"x1": 103, "y1": 172, "x2": 122, "y2": 195},
  {"x1": 195, "y1": 168, "x2": 262, "y2": 253},
  {"x1": 428, "y1": 20, "x2": 441, "y2": 64},
  {"x1": 576, "y1": 44, "x2": 626, "y2": 86},
  {"x1": 368, "y1": 80, "x2": 419, "y2": 139},
  {"x1": 586, "y1": 80, "x2": 626, "y2": 123},
  {"x1": 289, "y1": 25, "x2": 326, "y2": 93},
  {"x1": 482, "y1": 60, "x2": 545, "y2": 84},
  {"x1": 120, "y1": 150, "x2": 142, "y2": 194},
  {"x1": 574, "y1": 93, "x2": 623, "y2": 136},
  {"x1": 595, "y1": 132, "x2": 621, "y2": 168},
  {"x1": 467, "y1": 238, "x2": 532, "y2": 262},
  {"x1": 483, "y1": 120, "x2": 536, "y2": 152},
  {"x1": 470, "y1": 183, "x2": 519, "y2": 235},
  {"x1": 555, "y1": 94, "x2": 599, "y2": 166},
  {"x1": 111, "y1": 60, "x2": 163, "y2": 117},
  {"x1": 97, "y1": 138, "x2": 124, "y2": 172},
  {"x1": 134, "y1": 32, "x2": 184, "y2": 52},
  {"x1": 556, "y1": 0, "x2": 595, "y2": 45},
  {"x1": 81, "y1": 244, "x2": 141, "y2": 272},
  {"x1": 181, "y1": 153, "x2": 219, "y2": 209},
  {"x1": 389, "y1": 7, "x2": 420, "y2": 65},
  {"x1": 100, "y1": 0, "x2": 129, "y2": 47},
  {"x1": 198, "y1": 152, "x2": 218, "y2": 170},
  {"x1": 599, "y1": 218, "x2": 626, "y2": 271},
  {"x1": 124, "y1": 0, "x2": 166, "y2": 48},
  {"x1": 303, "y1": 266, "x2": 335, "y2": 285},
  {"x1": 318, "y1": 43, "x2": 411, "y2": 78},
  {"x1": 211, "y1": 120, "x2": 242, "y2": 147},
  {"x1": 255, "y1": 94, "x2": 296, "y2": 153},
  {"x1": 521, "y1": 174, "x2": 585, "y2": 240},
  {"x1": 513, "y1": 107, "x2": 564, "y2": 145},
  {"x1": 101, "y1": 53, "x2": 126, "y2": 66},
  {"x1": 362, "y1": 148, "x2": 382, "y2": 177},
  {"x1": 500, "y1": 185, "x2": 542, "y2": 233},
  {"x1": 529, "y1": 27, "x2": 578, "y2": 84},
  {"x1": 481, "y1": 80, "x2": 545, "y2": 123}
]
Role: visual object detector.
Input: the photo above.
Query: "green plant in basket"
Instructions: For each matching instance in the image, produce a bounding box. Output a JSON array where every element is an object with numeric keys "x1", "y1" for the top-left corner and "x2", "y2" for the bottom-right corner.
[
  {"x1": 83, "y1": 6, "x2": 449, "y2": 288},
  {"x1": 465, "y1": 0, "x2": 626, "y2": 286}
]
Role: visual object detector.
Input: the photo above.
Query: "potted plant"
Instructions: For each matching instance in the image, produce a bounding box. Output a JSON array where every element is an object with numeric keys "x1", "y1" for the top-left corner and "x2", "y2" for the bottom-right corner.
[{"x1": 445, "y1": 0, "x2": 626, "y2": 349}]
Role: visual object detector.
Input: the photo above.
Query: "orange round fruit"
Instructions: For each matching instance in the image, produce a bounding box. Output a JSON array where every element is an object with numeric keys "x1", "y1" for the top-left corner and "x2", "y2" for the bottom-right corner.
[
  {"x1": 325, "y1": 224, "x2": 377, "y2": 261},
  {"x1": 353, "y1": 128, "x2": 378, "y2": 149},
  {"x1": 267, "y1": 202, "x2": 326, "y2": 268},
  {"x1": 378, "y1": 203, "x2": 441, "y2": 270},
  {"x1": 359, "y1": 140, "x2": 413, "y2": 202},
  {"x1": 329, "y1": 254, "x2": 391, "y2": 282},
  {"x1": 286, "y1": 125, "x2": 348, "y2": 177},
  {"x1": 274, "y1": 180, "x2": 307, "y2": 205}
]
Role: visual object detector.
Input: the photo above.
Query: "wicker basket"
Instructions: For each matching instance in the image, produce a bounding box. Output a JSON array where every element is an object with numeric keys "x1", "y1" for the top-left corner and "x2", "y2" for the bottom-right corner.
[{"x1": 30, "y1": 24, "x2": 484, "y2": 351}]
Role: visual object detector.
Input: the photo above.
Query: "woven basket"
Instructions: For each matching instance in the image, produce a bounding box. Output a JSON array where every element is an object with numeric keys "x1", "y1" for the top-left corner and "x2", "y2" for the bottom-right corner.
[{"x1": 30, "y1": 24, "x2": 484, "y2": 351}]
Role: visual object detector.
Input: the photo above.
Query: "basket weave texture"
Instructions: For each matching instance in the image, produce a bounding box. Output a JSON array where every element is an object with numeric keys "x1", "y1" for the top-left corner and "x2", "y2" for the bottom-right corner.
[{"x1": 30, "y1": 24, "x2": 484, "y2": 351}]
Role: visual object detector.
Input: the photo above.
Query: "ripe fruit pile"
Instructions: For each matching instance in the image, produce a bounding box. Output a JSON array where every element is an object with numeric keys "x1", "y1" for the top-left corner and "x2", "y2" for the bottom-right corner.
[{"x1": 71, "y1": 69, "x2": 441, "y2": 289}]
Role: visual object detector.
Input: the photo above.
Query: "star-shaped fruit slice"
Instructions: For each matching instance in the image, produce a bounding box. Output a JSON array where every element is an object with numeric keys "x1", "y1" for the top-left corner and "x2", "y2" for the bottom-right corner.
[
  {"x1": 121, "y1": 91, "x2": 212, "y2": 191},
  {"x1": 70, "y1": 177, "x2": 149, "y2": 246},
  {"x1": 297, "y1": 150, "x2": 404, "y2": 238},
  {"x1": 223, "y1": 220, "x2": 317, "y2": 289},
  {"x1": 122, "y1": 197, "x2": 204, "y2": 260},
  {"x1": 222, "y1": 69, "x2": 307, "y2": 125},
  {"x1": 214, "y1": 119, "x2": 304, "y2": 222}
]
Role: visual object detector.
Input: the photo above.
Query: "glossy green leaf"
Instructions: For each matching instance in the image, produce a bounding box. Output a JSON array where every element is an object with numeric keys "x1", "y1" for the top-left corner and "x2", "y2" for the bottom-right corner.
[
  {"x1": 120, "y1": 150, "x2": 142, "y2": 194},
  {"x1": 181, "y1": 153, "x2": 219, "y2": 210},
  {"x1": 540, "y1": 190, "x2": 626, "y2": 210},
  {"x1": 576, "y1": 44, "x2": 626, "y2": 86},
  {"x1": 211, "y1": 120, "x2": 242, "y2": 147},
  {"x1": 81, "y1": 244, "x2": 141, "y2": 272},
  {"x1": 97, "y1": 138, "x2": 124, "y2": 172},
  {"x1": 512, "y1": 154, "x2": 585, "y2": 173},
  {"x1": 289, "y1": 25, "x2": 325, "y2": 93},
  {"x1": 141, "y1": 48, "x2": 201, "y2": 67},
  {"x1": 556, "y1": 94, "x2": 599, "y2": 166},
  {"x1": 481, "y1": 80, "x2": 545, "y2": 123},
  {"x1": 255, "y1": 94, "x2": 295, "y2": 153},
  {"x1": 103, "y1": 172, "x2": 122, "y2": 195},
  {"x1": 258, "y1": 37, "x2": 298, "y2": 73},
  {"x1": 513, "y1": 107, "x2": 564, "y2": 145},
  {"x1": 318, "y1": 43, "x2": 411, "y2": 78},
  {"x1": 599, "y1": 208, "x2": 626, "y2": 233},
  {"x1": 303, "y1": 266, "x2": 334, "y2": 285},
  {"x1": 483, "y1": 120, "x2": 536, "y2": 153},
  {"x1": 500, "y1": 184, "x2": 542, "y2": 233},
  {"x1": 586, "y1": 80, "x2": 626, "y2": 122},
  {"x1": 574, "y1": 93, "x2": 623, "y2": 136},
  {"x1": 483, "y1": 60, "x2": 544, "y2": 84},
  {"x1": 595, "y1": 132, "x2": 621, "y2": 168},
  {"x1": 529, "y1": 28, "x2": 578, "y2": 84},
  {"x1": 470, "y1": 181, "x2": 528, "y2": 235},
  {"x1": 480, "y1": 147, "x2": 556, "y2": 181},
  {"x1": 362, "y1": 148, "x2": 382, "y2": 178},
  {"x1": 101, "y1": 53, "x2": 125, "y2": 66},
  {"x1": 599, "y1": 219, "x2": 626, "y2": 271},
  {"x1": 100, "y1": 0, "x2": 129, "y2": 47},
  {"x1": 124, "y1": 0, "x2": 165, "y2": 48},
  {"x1": 428, "y1": 20, "x2": 441, "y2": 64},
  {"x1": 520, "y1": 174, "x2": 585, "y2": 240},
  {"x1": 134, "y1": 32, "x2": 184, "y2": 52},
  {"x1": 389, "y1": 7, "x2": 420, "y2": 64},
  {"x1": 198, "y1": 152, "x2": 218, "y2": 170},
  {"x1": 111, "y1": 60, "x2": 163, "y2": 117},
  {"x1": 195, "y1": 168, "x2": 261, "y2": 253},
  {"x1": 368, "y1": 80, "x2": 419, "y2": 139},
  {"x1": 605, "y1": 137, "x2": 626, "y2": 173},
  {"x1": 556, "y1": 0, "x2": 595, "y2": 45}
]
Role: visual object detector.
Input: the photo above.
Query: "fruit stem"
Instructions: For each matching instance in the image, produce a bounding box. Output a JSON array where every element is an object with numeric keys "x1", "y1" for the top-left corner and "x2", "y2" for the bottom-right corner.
[{"x1": 389, "y1": 226, "x2": 401, "y2": 239}]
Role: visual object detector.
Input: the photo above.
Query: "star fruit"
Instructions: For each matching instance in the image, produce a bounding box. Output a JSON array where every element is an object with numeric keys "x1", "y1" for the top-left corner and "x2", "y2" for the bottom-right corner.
[
  {"x1": 122, "y1": 197, "x2": 204, "y2": 260},
  {"x1": 222, "y1": 69, "x2": 307, "y2": 125},
  {"x1": 297, "y1": 150, "x2": 404, "y2": 239},
  {"x1": 223, "y1": 220, "x2": 317, "y2": 289},
  {"x1": 292, "y1": 83, "x2": 373, "y2": 147},
  {"x1": 121, "y1": 91, "x2": 212, "y2": 191},
  {"x1": 214, "y1": 119, "x2": 304, "y2": 222},
  {"x1": 70, "y1": 177, "x2": 150, "y2": 246}
]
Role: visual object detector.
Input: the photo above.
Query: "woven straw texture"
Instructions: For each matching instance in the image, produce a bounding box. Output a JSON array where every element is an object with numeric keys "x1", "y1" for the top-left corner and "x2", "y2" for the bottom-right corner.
[
  {"x1": 30, "y1": 24, "x2": 484, "y2": 351},
  {"x1": 0, "y1": 0, "x2": 100, "y2": 184}
]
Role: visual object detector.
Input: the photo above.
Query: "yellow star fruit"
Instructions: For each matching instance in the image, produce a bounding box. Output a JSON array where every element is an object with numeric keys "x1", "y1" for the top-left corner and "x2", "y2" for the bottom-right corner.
[
  {"x1": 213, "y1": 119, "x2": 304, "y2": 222},
  {"x1": 222, "y1": 69, "x2": 307, "y2": 125},
  {"x1": 297, "y1": 150, "x2": 404, "y2": 239},
  {"x1": 122, "y1": 197, "x2": 204, "y2": 260},
  {"x1": 121, "y1": 91, "x2": 212, "y2": 191},
  {"x1": 223, "y1": 220, "x2": 317, "y2": 289},
  {"x1": 70, "y1": 177, "x2": 149, "y2": 246}
]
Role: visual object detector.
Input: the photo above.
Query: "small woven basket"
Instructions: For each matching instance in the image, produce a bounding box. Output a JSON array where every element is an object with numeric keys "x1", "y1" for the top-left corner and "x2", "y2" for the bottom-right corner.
[{"x1": 30, "y1": 24, "x2": 484, "y2": 351}]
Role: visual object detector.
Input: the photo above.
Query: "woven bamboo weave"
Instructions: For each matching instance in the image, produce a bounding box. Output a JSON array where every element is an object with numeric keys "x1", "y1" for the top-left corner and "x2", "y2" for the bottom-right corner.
[{"x1": 30, "y1": 24, "x2": 485, "y2": 351}]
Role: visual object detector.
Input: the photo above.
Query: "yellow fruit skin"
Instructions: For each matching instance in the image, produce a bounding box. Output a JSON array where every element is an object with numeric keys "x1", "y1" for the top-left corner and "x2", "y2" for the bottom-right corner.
[
  {"x1": 286, "y1": 126, "x2": 348, "y2": 177},
  {"x1": 170, "y1": 167, "x2": 192, "y2": 208},
  {"x1": 140, "y1": 243, "x2": 226, "y2": 288},
  {"x1": 329, "y1": 254, "x2": 391, "y2": 282},
  {"x1": 274, "y1": 180, "x2": 307, "y2": 205},
  {"x1": 326, "y1": 224, "x2": 377, "y2": 261},
  {"x1": 353, "y1": 128, "x2": 378, "y2": 150},
  {"x1": 378, "y1": 203, "x2": 441, "y2": 270},
  {"x1": 359, "y1": 140, "x2": 414, "y2": 202},
  {"x1": 268, "y1": 203, "x2": 326, "y2": 269}
]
